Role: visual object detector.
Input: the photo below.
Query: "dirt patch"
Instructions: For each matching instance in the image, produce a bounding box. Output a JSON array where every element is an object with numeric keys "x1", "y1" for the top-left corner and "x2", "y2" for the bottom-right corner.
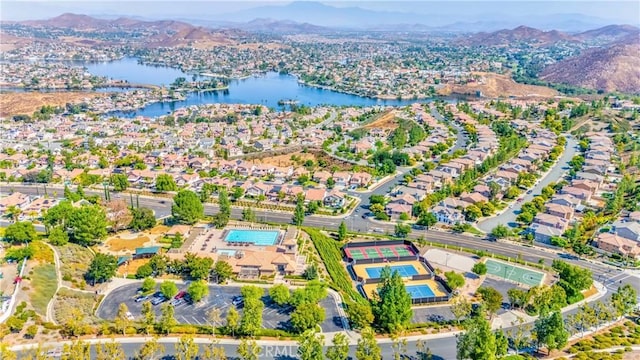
[
  {"x1": 442, "y1": 72, "x2": 558, "y2": 98},
  {"x1": 0, "y1": 91, "x2": 103, "y2": 117},
  {"x1": 252, "y1": 151, "x2": 315, "y2": 167},
  {"x1": 582, "y1": 284, "x2": 598, "y2": 299},
  {"x1": 148, "y1": 225, "x2": 170, "y2": 235},
  {"x1": 52, "y1": 287, "x2": 102, "y2": 325},
  {"x1": 106, "y1": 235, "x2": 151, "y2": 252},
  {"x1": 117, "y1": 258, "x2": 149, "y2": 277},
  {"x1": 362, "y1": 110, "x2": 397, "y2": 130}
]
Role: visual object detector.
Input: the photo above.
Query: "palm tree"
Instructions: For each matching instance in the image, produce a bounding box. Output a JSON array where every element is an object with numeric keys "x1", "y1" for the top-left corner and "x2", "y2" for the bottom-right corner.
[{"x1": 6, "y1": 205, "x2": 21, "y2": 222}]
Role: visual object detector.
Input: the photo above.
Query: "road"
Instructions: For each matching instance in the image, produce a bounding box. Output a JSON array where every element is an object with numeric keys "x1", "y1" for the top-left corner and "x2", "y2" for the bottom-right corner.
[{"x1": 478, "y1": 136, "x2": 579, "y2": 232}]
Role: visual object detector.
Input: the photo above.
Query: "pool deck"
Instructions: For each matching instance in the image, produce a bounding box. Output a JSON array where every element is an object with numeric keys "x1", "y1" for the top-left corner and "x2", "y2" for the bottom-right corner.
[
  {"x1": 363, "y1": 279, "x2": 447, "y2": 300},
  {"x1": 352, "y1": 260, "x2": 430, "y2": 281}
]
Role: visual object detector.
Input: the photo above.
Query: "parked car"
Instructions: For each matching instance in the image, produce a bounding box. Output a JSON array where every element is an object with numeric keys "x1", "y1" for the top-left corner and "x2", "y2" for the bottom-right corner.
[
  {"x1": 151, "y1": 296, "x2": 166, "y2": 305},
  {"x1": 126, "y1": 311, "x2": 135, "y2": 321},
  {"x1": 135, "y1": 295, "x2": 149, "y2": 303},
  {"x1": 170, "y1": 298, "x2": 184, "y2": 306},
  {"x1": 232, "y1": 296, "x2": 243, "y2": 306},
  {"x1": 175, "y1": 290, "x2": 187, "y2": 299}
]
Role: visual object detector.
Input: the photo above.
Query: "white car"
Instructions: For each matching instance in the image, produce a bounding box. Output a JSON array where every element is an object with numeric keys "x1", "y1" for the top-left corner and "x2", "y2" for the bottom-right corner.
[{"x1": 126, "y1": 311, "x2": 135, "y2": 321}]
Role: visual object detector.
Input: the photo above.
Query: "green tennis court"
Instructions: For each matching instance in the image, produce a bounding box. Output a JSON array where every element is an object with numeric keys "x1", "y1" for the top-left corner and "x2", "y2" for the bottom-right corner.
[
  {"x1": 395, "y1": 246, "x2": 412, "y2": 256},
  {"x1": 485, "y1": 259, "x2": 544, "y2": 287},
  {"x1": 365, "y1": 248, "x2": 381, "y2": 258},
  {"x1": 380, "y1": 247, "x2": 396, "y2": 257},
  {"x1": 349, "y1": 249, "x2": 366, "y2": 260}
]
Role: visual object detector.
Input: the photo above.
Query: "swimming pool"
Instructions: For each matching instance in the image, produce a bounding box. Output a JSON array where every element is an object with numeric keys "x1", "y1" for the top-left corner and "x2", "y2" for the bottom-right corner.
[
  {"x1": 365, "y1": 264, "x2": 419, "y2": 279},
  {"x1": 224, "y1": 229, "x2": 280, "y2": 246},
  {"x1": 405, "y1": 284, "x2": 435, "y2": 299}
]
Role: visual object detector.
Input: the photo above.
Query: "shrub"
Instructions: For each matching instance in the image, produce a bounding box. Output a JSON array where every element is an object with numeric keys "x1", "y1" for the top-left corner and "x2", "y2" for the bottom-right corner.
[{"x1": 472, "y1": 262, "x2": 487, "y2": 275}]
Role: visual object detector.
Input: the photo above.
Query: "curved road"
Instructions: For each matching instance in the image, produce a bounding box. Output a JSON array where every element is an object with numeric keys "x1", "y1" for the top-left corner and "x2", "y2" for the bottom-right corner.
[{"x1": 478, "y1": 136, "x2": 578, "y2": 232}]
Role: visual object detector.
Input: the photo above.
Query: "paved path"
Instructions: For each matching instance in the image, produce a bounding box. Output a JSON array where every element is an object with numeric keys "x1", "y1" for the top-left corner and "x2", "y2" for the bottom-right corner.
[{"x1": 478, "y1": 136, "x2": 578, "y2": 232}]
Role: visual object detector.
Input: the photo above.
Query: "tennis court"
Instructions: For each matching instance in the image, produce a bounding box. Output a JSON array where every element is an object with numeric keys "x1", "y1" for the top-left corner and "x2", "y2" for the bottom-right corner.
[
  {"x1": 485, "y1": 259, "x2": 544, "y2": 287},
  {"x1": 353, "y1": 260, "x2": 430, "y2": 281},
  {"x1": 344, "y1": 244, "x2": 416, "y2": 261},
  {"x1": 365, "y1": 264, "x2": 419, "y2": 279},
  {"x1": 406, "y1": 284, "x2": 435, "y2": 299}
]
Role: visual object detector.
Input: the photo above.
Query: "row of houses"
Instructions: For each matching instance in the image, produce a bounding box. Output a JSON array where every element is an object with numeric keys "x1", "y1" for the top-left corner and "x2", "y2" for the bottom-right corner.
[{"x1": 531, "y1": 133, "x2": 617, "y2": 244}]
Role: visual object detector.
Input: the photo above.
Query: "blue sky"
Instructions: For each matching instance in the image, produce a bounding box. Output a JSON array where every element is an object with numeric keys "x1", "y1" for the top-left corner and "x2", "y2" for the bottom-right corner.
[{"x1": 1, "y1": 0, "x2": 638, "y2": 24}]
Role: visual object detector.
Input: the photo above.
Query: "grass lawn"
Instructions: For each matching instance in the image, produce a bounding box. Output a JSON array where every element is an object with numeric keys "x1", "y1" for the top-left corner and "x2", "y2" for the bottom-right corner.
[
  {"x1": 53, "y1": 287, "x2": 102, "y2": 325},
  {"x1": 57, "y1": 243, "x2": 94, "y2": 283},
  {"x1": 466, "y1": 226, "x2": 484, "y2": 236},
  {"x1": 106, "y1": 235, "x2": 150, "y2": 252},
  {"x1": 28, "y1": 263, "x2": 57, "y2": 316}
]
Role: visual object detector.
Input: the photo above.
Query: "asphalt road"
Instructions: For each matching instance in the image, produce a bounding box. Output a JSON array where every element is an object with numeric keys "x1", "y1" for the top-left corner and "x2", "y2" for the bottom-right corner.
[
  {"x1": 97, "y1": 283, "x2": 344, "y2": 333},
  {"x1": 478, "y1": 136, "x2": 579, "y2": 231}
]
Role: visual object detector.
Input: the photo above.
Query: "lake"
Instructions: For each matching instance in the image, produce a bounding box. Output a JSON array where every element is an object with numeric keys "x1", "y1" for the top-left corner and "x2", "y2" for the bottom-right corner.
[{"x1": 83, "y1": 57, "x2": 455, "y2": 117}]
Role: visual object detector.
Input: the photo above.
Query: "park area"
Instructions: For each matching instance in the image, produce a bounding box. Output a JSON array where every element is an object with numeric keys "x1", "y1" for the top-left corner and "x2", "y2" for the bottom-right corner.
[
  {"x1": 344, "y1": 243, "x2": 416, "y2": 262},
  {"x1": 484, "y1": 259, "x2": 545, "y2": 287}
]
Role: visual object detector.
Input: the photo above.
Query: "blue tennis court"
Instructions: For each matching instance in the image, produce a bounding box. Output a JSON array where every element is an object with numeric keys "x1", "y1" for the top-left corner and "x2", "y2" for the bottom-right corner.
[
  {"x1": 406, "y1": 284, "x2": 436, "y2": 299},
  {"x1": 365, "y1": 264, "x2": 418, "y2": 279}
]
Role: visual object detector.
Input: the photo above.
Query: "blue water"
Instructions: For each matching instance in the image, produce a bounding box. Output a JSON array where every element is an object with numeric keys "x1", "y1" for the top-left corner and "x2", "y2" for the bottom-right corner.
[
  {"x1": 225, "y1": 230, "x2": 279, "y2": 246},
  {"x1": 405, "y1": 284, "x2": 436, "y2": 299},
  {"x1": 70, "y1": 58, "x2": 463, "y2": 118},
  {"x1": 365, "y1": 264, "x2": 419, "y2": 279}
]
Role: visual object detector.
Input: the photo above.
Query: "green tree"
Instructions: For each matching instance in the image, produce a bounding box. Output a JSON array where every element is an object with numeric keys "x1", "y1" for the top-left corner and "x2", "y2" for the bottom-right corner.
[
  {"x1": 373, "y1": 267, "x2": 413, "y2": 333},
  {"x1": 218, "y1": 189, "x2": 231, "y2": 217},
  {"x1": 95, "y1": 338, "x2": 126, "y2": 360},
  {"x1": 471, "y1": 263, "x2": 487, "y2": 275},
  {"x1": 187, "y1": 280, "x2": 209, "y2": 302},
  {"x1": 302, "y1": 264, "x2": 318, "y2": 280},
  {"x1": 237, "y1": 339, "x2": 260, "y2": 360},
  {"x1": 456, "y1": 310, "x2": 497, "y2": 360},
  {"x1": 297, "y1": 330, "x2": 324, "y2": 360},
  {"x1": 172, "y1": 190, "x2": 204, "y2": 224},
  {"x1": 240, "y1": 295, "x2": 264, "y2": 336},
  {"x1": 160, "y1": 280, "x2": 178, "y2": 299},
  {"x1": 533, "y1": 311, "x2": 568, "y2": 355},
  {"x1": 48, "y1": 226, "x2": 69, "y2": 246},
  {"x1": 450, "y1": 296, "x2": 472, "y2": 324},
  {"x1": 269, "y1": 284, "x2": 290, "y2": 306},
  {"x1": 43, "y1": 200, "x2": 74, "y2": 230},
  {"x1": 293, "y1": 194, "x2": 305, "y2": 226},
  {"x1": 490, "y1": 224, "x2": 509, "y2": 239},
  {"x1": 611, "y1": 284, "x2": 637, "y2": 318},
  {"x1": 141, "y1": 301, "x2": 155, "y2": 335},
  {"x1": 202, "y1": 341, "x2": 226, "y2": 360},
  {"x1": 241, "y1": 207, "x2": 256, "y2": 222},
  {"x1": 445, "y1": 271, "x2": 465, "y2": 290},
  {"x1": 394, "y1": 223, "x2": 411, "y2": 238},
  {"x1": 476, "y1": 287, "x2": 503, "y2": 317},
  {"x1": 213, "y1": 260, "x2": 233, "y2": 283},
  {"x1": 338, "y1": 221, "x2": 348, "y2": 241},
  {"x1": 326, "y1": 332, "x2": 349, "y2": 360},
  {"x1": 69, "y1": 205, "x2": 108, "y2": 246},
  {"x1": 225, "y1": 306, "x2": 239, "y2": 336},
  {"x1": 155, "y1": 174, "x2": 177, "y2": 192},
  {"x1": 495, "y1": 329, "x2": 509, "y2": 357},
  {"x1": 135, "y1": 337, "x2": 164, "y2": 360},
  {"x1": 114, "y1": 303, "x2": 131, "y2": 335},
  {"x1": 157, "y1": 303, "x2": 177, "y2": 335},
  {"x1": 356, "y1": 327, "x2": 382, "y2": 360},
  {"x1": 507, "y1": 288, "x2": 528, "y2": 310},
  {"x1": 4, "y1": 221, "x2": 37, "y2": 244},
  {"x1": 417, "y1": 212, "x2": 437, "y2": 228},
  {"x1": 347, "y1": 302, "x2": 374, "y2": 329},
  {"x1": 184, "y1": 253, "x2": 213, "y2": 280},
  {"x1": 291, "y1": 303, "x2": 326, "y2": 333},
  {"x1": 61, "y1": 340, "x2": 90, "y2": 360},
  {"x1": 86, "y1": 253, "x2": 117, "y2": 285},
  {"x1": 110, "y1": 174, "x2": 129, "y2": 192},
  {"x1": 130, "y1": 208, "x2": 156, "y2": 231},
  {"x1": 464, "y1": 205, "x2": 482, "y2": 221},
  {"x1": 175, "y1": 335, "x2": 199, "y2": 360}
]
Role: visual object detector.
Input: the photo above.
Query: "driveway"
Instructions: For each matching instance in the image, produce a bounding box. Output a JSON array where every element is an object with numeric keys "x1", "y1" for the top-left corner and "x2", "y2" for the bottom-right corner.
[
  {"x1": 97, "y1": 283, "x2": 344, "y2": 333},
  {"x1": 478, "y1": 136, "x2": 578, "y2": 232}
]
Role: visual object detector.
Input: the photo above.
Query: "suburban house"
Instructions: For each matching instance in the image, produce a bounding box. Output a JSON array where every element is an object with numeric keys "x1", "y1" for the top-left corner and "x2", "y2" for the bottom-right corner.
[
  {"x1": 531, "y1": 223, "x2": 564, "y2": 244},
  {"x1": 545, "y1": 203, "x2": 575, "y2": 220},
  {"x1": 613, "y1": 221, "x2": 640, "y2": 242},
  {"x1": 0, "y1": 192, "x2": 31, "y2": 213},
  {"x1": 533, "y1": 213, "x2": 569, "y2": 231},
  {"x1": 323, "y1": 190, "x2": 346, "y2": 208},
  {"x1": 594, "y1": 232, "x2": 640, "y2": 259},
  {"x1": 432, "y1": 205, "x2": 464, "y2": 225}
]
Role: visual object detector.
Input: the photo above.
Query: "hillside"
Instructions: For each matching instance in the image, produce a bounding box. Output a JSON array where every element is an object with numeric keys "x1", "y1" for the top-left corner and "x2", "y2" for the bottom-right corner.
[
  {"x1": 441, "y1": 72, "x2": 559, "y2": 98},
  {"x1": 458, "y1": 26, "x2": 576, "y2": 46},
  {"x1": 576, "y1": 24, "x2": 640, "y2": 43},
  {"x1": 540, "y1": 43, "x2": 640, "y2": 93}
]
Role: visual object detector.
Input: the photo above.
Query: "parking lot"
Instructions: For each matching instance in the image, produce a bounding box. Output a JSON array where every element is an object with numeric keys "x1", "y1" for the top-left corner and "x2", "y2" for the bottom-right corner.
[{"x1": 97, "y1": 283, "x2": 344, "y2": 333}]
